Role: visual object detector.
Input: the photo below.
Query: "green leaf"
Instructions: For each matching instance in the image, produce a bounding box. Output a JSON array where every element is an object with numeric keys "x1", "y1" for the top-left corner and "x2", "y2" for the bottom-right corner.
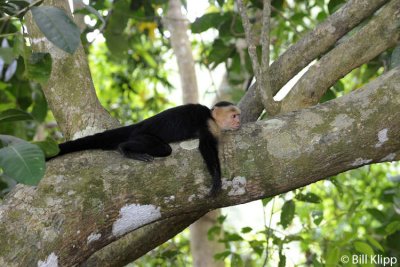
[
  {"x1": 0, "y1": 109, "x2": 34, "y2": 123},
  {"x1": 214, "y1": 251, "x2": 231, "y2": 260},
  {"x1": 31, "y1": 88, "x2": 48, "y2": 122},
  {"x1": 278, "y1": 253, "x2": 286, "y2": 267},
  {"x1": 312, "y1": 258, "x2": 324, "y2": 267},
  {"x1": 311, "y1": 210, "x2": 323, "y2": 225},
  {"x1": 327, "y1": 0, "x2": 346, "y2": 14},
  {"x1": 365, "y1": 235, "x2": 384, "y2": 252},
  {"x1": 387, "y1": 231, "x2": 400, "y2": 250},
  {"x1": 333, "y1": 80, "x2": 345, "y2": 92},
  {"x1": 241, "y1": 227, "x2": 252, "y2": 233},
  {"x1": 160, "y1": 249, "x2": 180, "y2": 259},
  {"x1": 295, "y1": 192, "x2": 322, "y2": 203},
  {"x1": 316, "y1": 11, "x2": 328, "y2": 22},
  {"x1": 0, "y1": 47, "x2": 15, "y2": 64},
  {"x1": 366, "y1": 208, "x2": 386, "y2": 223},
  {"x1": 280, "y1": 200, "x2": 295, "y2": 229},
  {"x1": 354, "y1": 241, "x2": 374, "y2": 255},
  {"x1": 390, "y1": 45, "x2": 400, "y2": 70},
  {"x1": 13, "y1": 32, "x2": 26, "y2": 57},
  {"x1": 231, "y1": 253, "x2": 243, "y2": 266},
  {"x1": 0, "y1": 135, "x2": 45, "y2": 185},
  {"x1": 248, "y1": 240, "x2": 264, "y2": 256},
  {"x1": 26, "y1": 53, "x2": 52, "y2": 83},
  {"x1": 325, "y1": 246, "x2": 340, "y2": 266},
  {"x1": 9, "y1": 79, "x2": 32, "y2": 110},
  {"x1": 262, "y1": 197, "x2": 272, "y2": 206},
  {"x1": 0, "y1": 177, "x2": 7, "y2": 191},
  {"x1": 217, "y1": 214, "x2": 227, "y2": 224},
  {"x1": 348, "y1": 199, "x2": 362, "y2": 214},
  {"x1": 285, "y1": 234, "x2": 303, "y2": 242},
  {"x1": 218, "y1": 13, "x2": 243, "y2": 37},
  {"x1": 320, "y1": 88, "x2": 336, "y2": 103},
  {"x1": 224, "y1": 233, "x2": 243, "y2": 242},
  {"x1": 31, "y1": 6, "x2": 81, "y2": 54},
  {"x1": 32, "y1": 139, "x2": 59, "y2": 158},
  {"x1": 208, "y1": 39, "x2": 235, "y2": 69},
  {"x1": 207, "y1": 225, "x2": 221, "y2": 240},
  {"x1": 385, "y1": 221, "x2": 400, "y2": 235},
  {"x1": 104, "y1": 1, "x2": 131, "y2": 58},
  {"x1": 191, "y1": 13, "x2": 225, "y2": 33},
  {"x1": 329, "y1": 176, "x2": 343, "y2": 194}
]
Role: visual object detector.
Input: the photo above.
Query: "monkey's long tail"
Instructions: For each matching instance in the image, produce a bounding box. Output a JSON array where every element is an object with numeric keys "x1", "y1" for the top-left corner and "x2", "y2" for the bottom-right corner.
[{"x1": 46, "y1": 126, "x2": 132, "y2": 161}]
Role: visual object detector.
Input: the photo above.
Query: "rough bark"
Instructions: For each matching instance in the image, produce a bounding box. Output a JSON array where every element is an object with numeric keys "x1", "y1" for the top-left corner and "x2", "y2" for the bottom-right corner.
[
  {"x1": 1, "y1": 67, "x2": 399, "y2": 266},
  {"x1": 83, "y1": 211, "x2": 206, "y2": 267},
  {"x1": 25, "y1": 0, "x2": 119, "y2": 140},
  {"x1": 239, "y1": 0, "x2": 389, "y2": 122},
  {"x1": 72, "y1": 0, "x2": 86, "y2": 31}
]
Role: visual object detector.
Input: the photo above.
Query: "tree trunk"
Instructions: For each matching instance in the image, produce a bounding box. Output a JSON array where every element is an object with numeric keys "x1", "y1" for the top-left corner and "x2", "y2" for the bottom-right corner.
[
  {"x1": 190, "y1": 210, "x2": 224, "y2": 267},
  {"x1": 165, "y1": 0, "x2": 199, "y2": 104},
  {"x1": 24, "y1": 0, "x2": 119, "y2": 139}
]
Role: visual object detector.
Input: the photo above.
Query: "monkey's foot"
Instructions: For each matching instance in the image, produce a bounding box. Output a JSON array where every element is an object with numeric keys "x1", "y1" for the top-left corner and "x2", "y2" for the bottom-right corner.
[
  {"x1": 125, "y1": 152, "x2": 154, "y2": 162},
  {"x1": 208, "y1": 184, "x2": 222, "y2": 197}
]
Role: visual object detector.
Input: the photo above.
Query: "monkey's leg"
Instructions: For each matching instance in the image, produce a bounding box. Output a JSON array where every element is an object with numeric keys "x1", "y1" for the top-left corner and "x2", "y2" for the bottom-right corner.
[{"x1": 118, "y1": 135, "x2": 172, "y2": 162}]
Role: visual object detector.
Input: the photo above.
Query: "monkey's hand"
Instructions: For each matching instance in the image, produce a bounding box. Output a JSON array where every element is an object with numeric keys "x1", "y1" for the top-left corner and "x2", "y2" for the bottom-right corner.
[{"x1": 209, "y1": 177, "x2": 222, "y2": 197}]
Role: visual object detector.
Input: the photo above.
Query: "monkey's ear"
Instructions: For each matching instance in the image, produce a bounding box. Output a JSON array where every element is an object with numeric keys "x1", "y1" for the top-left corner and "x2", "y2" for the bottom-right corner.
[{"x1": 211, "y1": 106, "x2": 224, "y2": 121}]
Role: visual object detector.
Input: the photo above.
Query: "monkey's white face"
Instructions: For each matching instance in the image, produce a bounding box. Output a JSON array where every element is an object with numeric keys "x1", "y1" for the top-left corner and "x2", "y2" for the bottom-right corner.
[{"x1": 212, "y1": 106, "x2": 241, "y2": 131}]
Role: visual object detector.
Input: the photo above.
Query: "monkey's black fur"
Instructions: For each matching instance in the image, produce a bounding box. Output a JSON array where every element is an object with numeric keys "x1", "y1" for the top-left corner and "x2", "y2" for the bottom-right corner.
[{"x1": 49, "y1": 102, "x2": 234, "y2": 195}]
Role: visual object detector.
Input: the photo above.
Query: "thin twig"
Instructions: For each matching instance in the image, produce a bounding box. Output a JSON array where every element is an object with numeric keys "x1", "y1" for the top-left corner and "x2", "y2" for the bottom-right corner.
[
  {"x1": 236, "y1": 0, "x2": 260, "y2": 80},
  {"x1": 236, "y1": 0, "x2": 279, "y2": 115},
  {"x1": 261, "y1": 0, "x2": 271, "y2": 78},
  {"x1": 262, "y1": 197, "x2": 276, "y2": 267},
  {"x1": 0, "y1": 32, "x2": 18, "y2": 38},
  {"x1": 259, "y1": 0, "x2": 273, "y2": 112},
  {"x1": 0, "y1": 0, "x2": 44, "y2": 22}
]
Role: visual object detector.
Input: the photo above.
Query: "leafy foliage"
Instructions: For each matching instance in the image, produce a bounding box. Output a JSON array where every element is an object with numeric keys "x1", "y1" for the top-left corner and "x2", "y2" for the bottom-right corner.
[
  {"x1": 31, "y1": 6, "x2": 81, "y2": 54},
  {"x1": 0, "y1": 134, "x2": 45, "y2": 186},
  {"x1": 1, "y1": 1, "x2": 81, "y2": 54},
  {"x1": 0, "y1": 6, "x2": 58, "y2": 193},
  {"x1": 193, "y1": 164, "x2": 400, "y2": 266}
]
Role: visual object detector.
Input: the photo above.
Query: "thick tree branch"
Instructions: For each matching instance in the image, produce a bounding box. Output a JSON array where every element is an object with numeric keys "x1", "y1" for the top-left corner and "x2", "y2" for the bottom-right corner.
[
  {"x1": 1, "y1": 67, "x2": 399, "y2": 266},
  {"x1": 281, "y1": 0, "x2": 400, "y2": 112},
  {"x1": 239, "y1": 0, "x2": 388, "y2": 122},
  {"x1": 84, "y1": 212, "x2": 205, "y2": 266}
]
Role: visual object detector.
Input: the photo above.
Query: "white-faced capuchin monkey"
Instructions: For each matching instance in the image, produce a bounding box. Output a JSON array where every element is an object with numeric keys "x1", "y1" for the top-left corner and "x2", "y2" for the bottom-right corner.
[{"x1": 48, "y1": 101, "x2": 241, "y2": 195}]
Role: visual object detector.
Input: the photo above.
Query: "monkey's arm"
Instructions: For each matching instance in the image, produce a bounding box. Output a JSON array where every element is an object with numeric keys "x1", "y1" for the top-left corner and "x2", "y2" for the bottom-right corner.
[{"x1": 198, "y1": 129, "x2": 221, "y2": 196}]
